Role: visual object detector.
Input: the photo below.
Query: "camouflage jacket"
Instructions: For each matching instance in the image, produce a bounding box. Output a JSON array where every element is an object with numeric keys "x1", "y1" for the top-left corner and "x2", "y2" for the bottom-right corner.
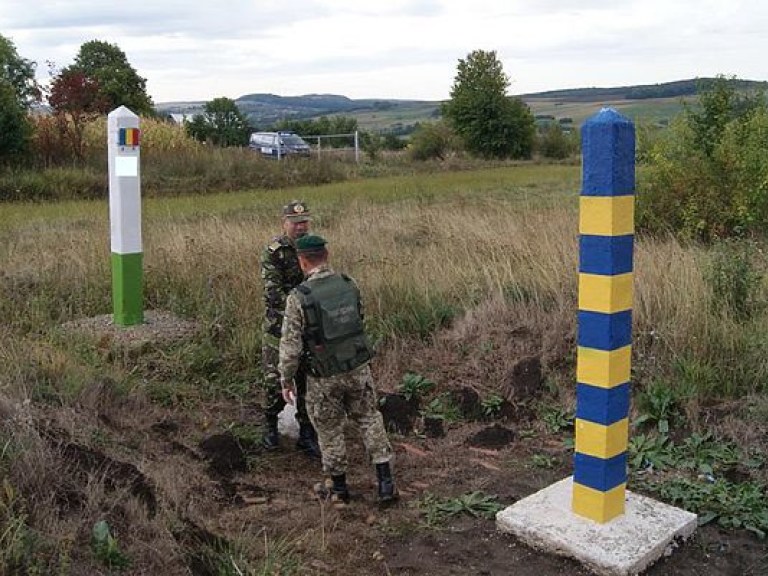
[{"x1": 260, "y1": 234, "x2": 304, "y2": 345}]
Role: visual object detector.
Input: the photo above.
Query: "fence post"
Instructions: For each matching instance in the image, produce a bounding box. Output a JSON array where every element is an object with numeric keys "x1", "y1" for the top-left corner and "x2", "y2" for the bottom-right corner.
[
  {"x1": 572, "y1": 108, "x2": 635, "y2": 523},
  {"x1": 107, "y1": 106, "x2": 143, "y2": 326},
  {"x1": 354, "y1": 130, "x2": 359, "y2": 163}
]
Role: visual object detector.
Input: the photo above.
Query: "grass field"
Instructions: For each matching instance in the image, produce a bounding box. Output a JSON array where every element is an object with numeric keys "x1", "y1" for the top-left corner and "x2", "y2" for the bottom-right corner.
[{"x1": 2, "y1": 164, "x2": 768, "y2": 574}]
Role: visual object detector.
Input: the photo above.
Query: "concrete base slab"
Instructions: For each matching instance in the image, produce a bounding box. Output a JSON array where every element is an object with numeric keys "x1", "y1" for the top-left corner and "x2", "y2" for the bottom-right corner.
[{"x1": 496, "y1": 476, "x2": 697, "y2": 576}]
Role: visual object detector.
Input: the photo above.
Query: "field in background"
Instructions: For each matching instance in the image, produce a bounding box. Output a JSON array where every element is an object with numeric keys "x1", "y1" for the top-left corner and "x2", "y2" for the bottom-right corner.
[
  {"x1": 524, "y1": 95, "x2": 696, "y2": 126},
  {"x1": 344, "y1": 94, "x2": 694, "y2": 133}
]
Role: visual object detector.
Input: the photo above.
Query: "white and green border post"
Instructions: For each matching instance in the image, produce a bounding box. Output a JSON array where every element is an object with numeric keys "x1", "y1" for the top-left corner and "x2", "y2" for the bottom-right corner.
[{"x1": 107, "y1": 106, "x2": 143, "y2": 326}]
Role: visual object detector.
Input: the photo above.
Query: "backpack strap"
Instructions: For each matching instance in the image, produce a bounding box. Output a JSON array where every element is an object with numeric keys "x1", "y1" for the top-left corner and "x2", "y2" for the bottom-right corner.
[{"x1": 295, "y1": 284, "x2": 324, "y2": 355}]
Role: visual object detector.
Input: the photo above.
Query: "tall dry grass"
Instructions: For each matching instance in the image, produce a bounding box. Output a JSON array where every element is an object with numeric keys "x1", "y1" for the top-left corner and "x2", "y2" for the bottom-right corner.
[{"x1": 2, "y1": 163, "x2": 765, "y2": 404}]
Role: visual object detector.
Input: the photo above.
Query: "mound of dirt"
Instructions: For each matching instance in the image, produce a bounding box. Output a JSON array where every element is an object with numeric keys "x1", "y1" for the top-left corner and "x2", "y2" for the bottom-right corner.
[
  {"x1": 467, "y1": 424, "x2": 515, "y2": 449},
  {"x1": 198, "y1": 432, "x2": 247, "y2": 478}
]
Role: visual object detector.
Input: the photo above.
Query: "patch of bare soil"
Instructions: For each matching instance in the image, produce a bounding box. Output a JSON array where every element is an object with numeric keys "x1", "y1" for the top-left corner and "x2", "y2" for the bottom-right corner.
[{"x1": 7, "y1": 299, "x2": 767, "y2": 574}]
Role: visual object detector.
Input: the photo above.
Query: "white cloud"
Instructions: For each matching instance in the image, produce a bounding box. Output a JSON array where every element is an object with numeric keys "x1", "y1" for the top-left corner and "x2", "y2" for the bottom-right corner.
[{"x1": 1, "y1": 0, "x2": 766, "y2": 102}]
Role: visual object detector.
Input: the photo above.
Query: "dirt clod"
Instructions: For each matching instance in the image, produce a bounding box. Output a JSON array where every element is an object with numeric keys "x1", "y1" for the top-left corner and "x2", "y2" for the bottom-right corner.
[
  {"x1": 198, "y1": 432, "x2": 247, "y2": 477},
  {"x1": 380, "y1": 393, "x2": 419, "y2": 434},
  {"x1": 502, "y1": 355, "x2": 543, "y2": 402},
  {"x1": 424, "y1": 416, "x2": 445, "y2": 438},
  {"x1": 450, "y1": 386, "x2": 483, "y2": 420},
  {"x1": 467, "y1": 424, "x2": 515, "y2": 449}
]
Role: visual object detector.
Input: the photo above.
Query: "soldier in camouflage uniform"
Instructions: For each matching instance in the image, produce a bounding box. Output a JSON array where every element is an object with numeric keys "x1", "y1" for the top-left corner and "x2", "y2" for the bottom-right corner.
[
  {"x1": 279, "y1": 234, "x2": 397, "y2": 505},
  {"x1": 260, "y1": 200, "x2": 320, "y2": 458}
]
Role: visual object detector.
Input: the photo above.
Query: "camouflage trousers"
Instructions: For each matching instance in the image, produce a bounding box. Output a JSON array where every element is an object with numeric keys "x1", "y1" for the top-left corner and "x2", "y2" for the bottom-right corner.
[
  {"x1": 262, "y1": 342, "x2": 310, "y2": 426},
  {"x1": 305, "y1": 363, "x2": 393, "y2": 476}
]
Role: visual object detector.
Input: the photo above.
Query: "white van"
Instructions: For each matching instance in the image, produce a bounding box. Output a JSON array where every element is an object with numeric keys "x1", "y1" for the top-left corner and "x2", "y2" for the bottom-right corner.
[{"x1": 248, "y1": 132, "x2": 311, "y2": 158}]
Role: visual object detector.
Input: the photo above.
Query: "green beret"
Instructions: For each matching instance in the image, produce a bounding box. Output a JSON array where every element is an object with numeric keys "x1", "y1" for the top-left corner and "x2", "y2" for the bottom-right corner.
[
  {"x1": 283, "y1": 200, "x2": 311, "y2": 221},
  {"x1": 296, "y1": 234, "x2": 327, "y2": 253}
]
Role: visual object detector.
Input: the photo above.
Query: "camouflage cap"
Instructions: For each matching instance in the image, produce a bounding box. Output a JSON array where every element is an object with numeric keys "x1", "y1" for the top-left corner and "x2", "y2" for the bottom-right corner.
[
  {"x1": 295, "y1": 234, "x2": 327, "y2": 253},
  {"x1": 283, "y1": 200, "x2": 311, "y2": 222}
]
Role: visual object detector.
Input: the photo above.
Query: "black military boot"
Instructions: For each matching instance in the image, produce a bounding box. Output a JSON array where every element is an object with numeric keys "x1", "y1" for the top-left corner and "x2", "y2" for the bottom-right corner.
[
  {"x1": 296, "y1": 422, "x2": 321, "y2": 459},
  {"x1": 314, "y1": 474, "x2": 350, "y2": 505},
  {"x1": 375, "y1": 462, "x2": 398, "y2": 505},
  {"x1": 262, "y1": 417, "x2": 279, "y2": 450}
]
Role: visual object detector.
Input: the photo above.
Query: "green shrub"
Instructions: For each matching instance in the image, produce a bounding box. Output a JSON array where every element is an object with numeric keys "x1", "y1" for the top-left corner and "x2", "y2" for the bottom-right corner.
[
  {"x1": 408, "y1": 122, "x2": 458, "y2": 161},
  {"x1": 536, "y1": 124, "x2": 576, "y2": 160},
  {"x1": 636, "y1": 77, "x2": 768, "y2": 240}
]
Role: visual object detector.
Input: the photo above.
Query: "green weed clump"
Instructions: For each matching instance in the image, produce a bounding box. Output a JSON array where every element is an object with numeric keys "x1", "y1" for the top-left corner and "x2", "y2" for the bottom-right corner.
[
  {"x1": 656, "y1": 479, "x2": 768, "y2": 537},
  {"x1": 419, "y1": 491, "x2": 504, "y2": 527},
  {"x1": 629, "y1": 424, "x2": 768, "y2": 537},
  {"x1": 398, "y1": 373, "x2": 435, "y2": 402}
]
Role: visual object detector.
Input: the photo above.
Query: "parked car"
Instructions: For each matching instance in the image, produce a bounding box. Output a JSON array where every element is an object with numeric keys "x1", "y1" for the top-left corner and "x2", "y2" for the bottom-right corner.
[{"x1": 248, "y1": 131, "x2": 311, "y2": 158}]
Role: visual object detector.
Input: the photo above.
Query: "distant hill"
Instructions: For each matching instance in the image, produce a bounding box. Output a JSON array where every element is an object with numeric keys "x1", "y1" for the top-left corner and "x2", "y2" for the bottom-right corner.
[
  {"x1": 518, "y1": 77, "x2": 767, "y2": 102},
  {"x1": 156, "y1": 93, "x2": 435, "y2": 131},
  {"x1": 155, "y1": 77, "x2": 766, "y2": 133}
]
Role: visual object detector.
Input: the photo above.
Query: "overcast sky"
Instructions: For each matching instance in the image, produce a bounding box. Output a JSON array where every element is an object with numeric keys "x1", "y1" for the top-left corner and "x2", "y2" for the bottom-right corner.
[{"x1": 2, "y1": 0, "x2": 766, "y2": 104}]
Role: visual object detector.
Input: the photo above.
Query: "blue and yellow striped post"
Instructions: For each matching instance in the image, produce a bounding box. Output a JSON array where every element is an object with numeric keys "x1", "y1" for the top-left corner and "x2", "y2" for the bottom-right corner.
[
  {"x1": 572, "y1": 108, "x2": 635, "y2": 523},
  {"x1": 107, "y1": 106, "x2": 143, "y2": 326}
]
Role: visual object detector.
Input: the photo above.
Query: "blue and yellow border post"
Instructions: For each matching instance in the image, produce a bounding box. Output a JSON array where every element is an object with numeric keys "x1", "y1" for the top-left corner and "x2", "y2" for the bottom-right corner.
[{"x1": 573, "y1": 108, "x2": 635, "y2": 523}]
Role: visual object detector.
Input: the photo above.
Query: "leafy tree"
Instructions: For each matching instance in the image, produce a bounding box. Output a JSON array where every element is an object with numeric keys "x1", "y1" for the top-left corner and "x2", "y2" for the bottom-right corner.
[
  {"x1": 687, "y1": 75, "x2": 763, "y2": 158},
  {"x1": 0, "y1": 34, "x2": 39, "y2": 107},
  {"x1": 442, "y1": 49, "x2": 534, "y2": 159},
  {"x1": 186, "y1": 114, "x2": 211, "y2": 143},
  {"x1": 0, "y1": 82, "x2": 31, "y2": 161},
  {"x1": 48, "y1": 68, "x2": 110, "y2": 162},
  {"x1": 67, "y1": 40, "x2": 154, "y2": 115},
  {"x1": 187, "y1": 97, "x2": 249, "y2": 147},
  {"x1": 0, "y1": 34, "x2": 38, "y2": 161}
]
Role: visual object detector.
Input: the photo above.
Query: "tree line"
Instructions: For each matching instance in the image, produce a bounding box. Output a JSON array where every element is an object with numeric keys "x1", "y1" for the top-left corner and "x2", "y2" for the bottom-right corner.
[{"x1": 2, "y1": 35, "x2": 549, "y2": 168}]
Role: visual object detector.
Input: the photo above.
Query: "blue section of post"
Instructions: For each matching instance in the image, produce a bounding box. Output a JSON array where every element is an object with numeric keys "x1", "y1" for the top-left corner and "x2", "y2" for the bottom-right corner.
[
  {"x1": 581, "y1": 109, "x2": 635, "y2": 197},
  {"x1": 573, "y1": 108, "x2": 636, "y2": 523}
]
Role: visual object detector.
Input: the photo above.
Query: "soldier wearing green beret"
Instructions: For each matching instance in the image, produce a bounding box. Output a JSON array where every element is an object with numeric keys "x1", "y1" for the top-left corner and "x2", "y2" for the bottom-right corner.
[
  {"x1": 279, "y1": 234, "x2": 397, "y2": 505},
  {"x1": 259, "y1": 201, "x2": 320, "y2": 458}
]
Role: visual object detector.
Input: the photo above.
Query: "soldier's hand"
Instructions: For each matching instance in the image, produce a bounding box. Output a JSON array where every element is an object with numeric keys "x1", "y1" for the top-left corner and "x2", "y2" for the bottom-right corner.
[{"x1": 281, "y1": 379, "x2": 297, "y2": 405}]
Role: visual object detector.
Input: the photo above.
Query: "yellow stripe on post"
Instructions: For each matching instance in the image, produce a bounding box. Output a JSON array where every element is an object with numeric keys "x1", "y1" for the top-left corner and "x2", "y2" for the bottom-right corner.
[
  {"x1": 572, "y1": 482, "x2": 626, "y2": 523},
  {"x1": 575, "y1": 418, "x2": 629, "y2": 459},
  {"x1": 578, "y1": 273, "x2": 633, "y2": 313},
  {"x1": 577, "y1": 345, "x2": 631, "y2": 388},
  {"x1": 579, "y1": 196, "x2": 635, "y2": 236}
]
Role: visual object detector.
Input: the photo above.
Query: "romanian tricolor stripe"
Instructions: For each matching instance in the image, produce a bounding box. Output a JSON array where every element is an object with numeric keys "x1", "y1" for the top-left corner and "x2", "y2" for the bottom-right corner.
[
  {"x1": 118, "y1": 127, "x2": 140, "y2": 147},
  {"x1": 572, "y1": 108, "x2": 635, "y2": 524}
]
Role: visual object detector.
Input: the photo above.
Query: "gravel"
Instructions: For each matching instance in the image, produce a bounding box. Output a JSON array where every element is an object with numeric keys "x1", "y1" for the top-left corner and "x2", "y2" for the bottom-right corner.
[{"x1": 61, "y1": 309, "x2": 199, "y2": 348}]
